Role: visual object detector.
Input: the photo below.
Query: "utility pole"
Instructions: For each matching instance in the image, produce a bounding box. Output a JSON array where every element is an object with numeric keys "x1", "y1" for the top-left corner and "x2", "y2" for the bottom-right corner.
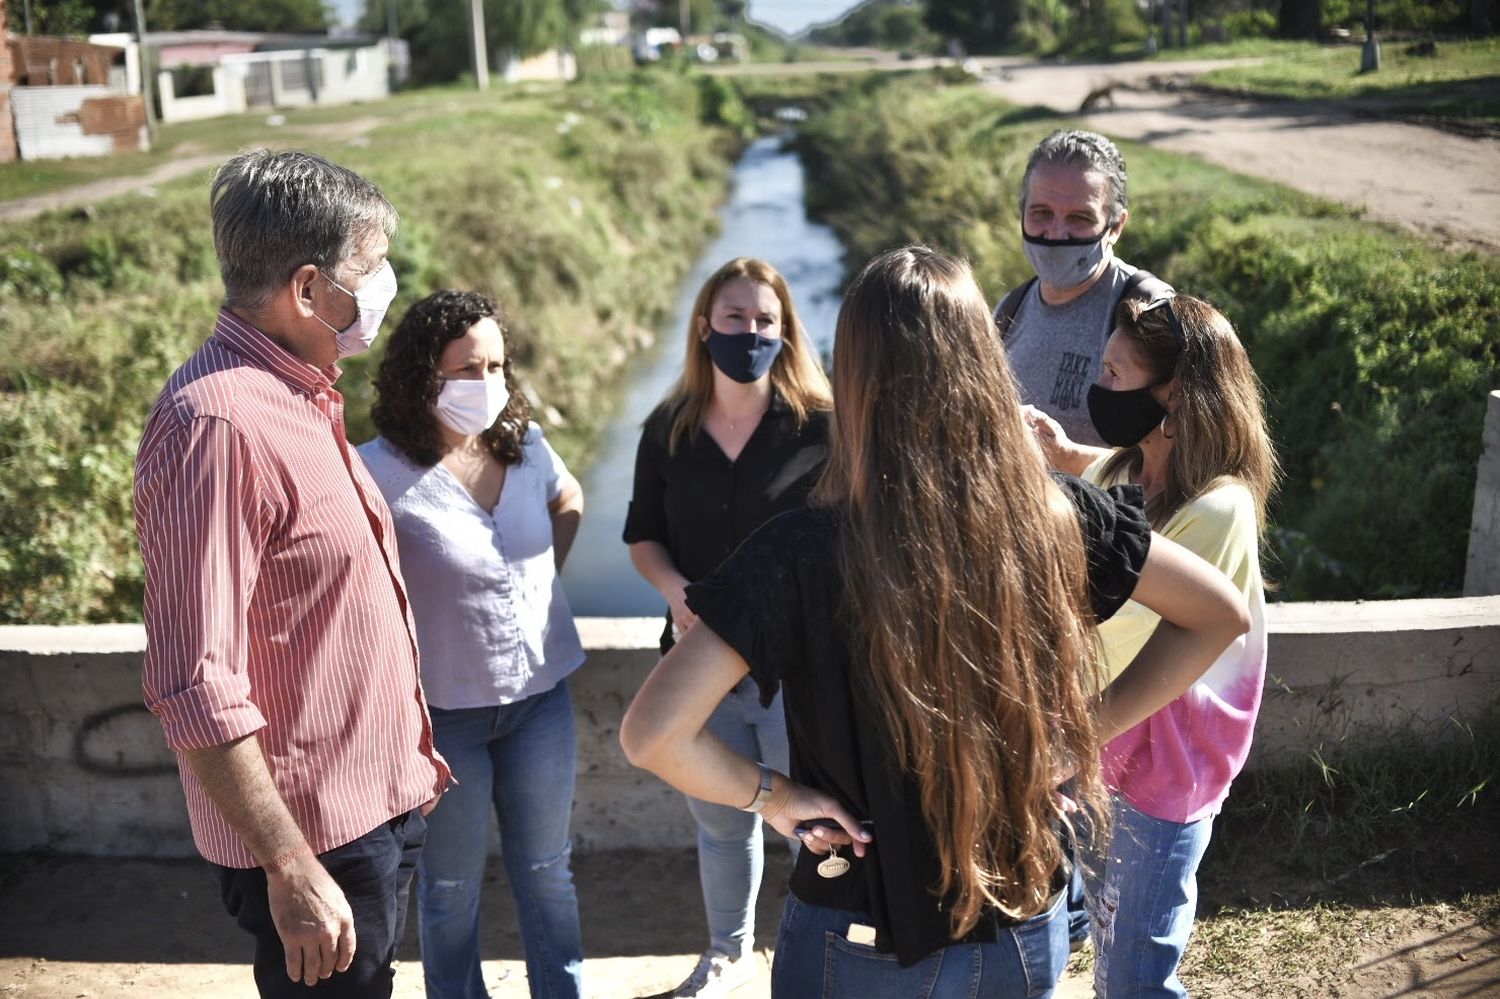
[
  {"x1": 385, "y1": 0, "x2": 399, "y2": 90},
  {"x1": 23, "y1": 0, "x2": 33, "y2": 34},
  {"x1": 469, "y1": 0, "x2": 489, "y2": 91},
  {"x1": 679, "y1": 0, "x2": 690, "y2": 38},
  {"x1": 1361, "y1": 0, "x2": 1381, "y2": 72},
  {"x1": 131, "y1": 0, "x2": 157, "y2": 143}
]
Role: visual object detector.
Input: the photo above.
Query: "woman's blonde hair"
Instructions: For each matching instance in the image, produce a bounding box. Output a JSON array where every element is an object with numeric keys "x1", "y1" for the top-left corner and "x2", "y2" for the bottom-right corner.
[
  {"x1": 1101, "y1": 295, "x2": 1280, "y2": 531},
  {"x1": 662, "y1": 257, "x2": 832, "y2": 453},
  {"x1": 815, "y1": 246, "x2": 1107, "y2": 937}
]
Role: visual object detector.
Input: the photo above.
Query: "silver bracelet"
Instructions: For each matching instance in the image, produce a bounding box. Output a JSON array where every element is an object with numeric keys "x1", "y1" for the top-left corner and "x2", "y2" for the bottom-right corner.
[{"x1": 740, "y1": 761, "x2": 775, "y2": 813}]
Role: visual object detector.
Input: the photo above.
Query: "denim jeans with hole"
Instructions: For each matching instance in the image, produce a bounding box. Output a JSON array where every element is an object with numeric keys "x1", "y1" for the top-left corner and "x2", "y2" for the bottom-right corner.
[
  {"x1": 771, "y1": 890, "x2": 1068, "y2": 998},
  {"x1": 418, "y1": 681, "x2": 582, "y2": 999},
  {"x1": 213, "y1": 808, "x2": 426, "y2": 998},
  {"x1": 1084, "y1": 797, "x2": 1215, "y2": 999},
  {"x1": 683, "y1": 677, "x2": 799, "y2": 957}
]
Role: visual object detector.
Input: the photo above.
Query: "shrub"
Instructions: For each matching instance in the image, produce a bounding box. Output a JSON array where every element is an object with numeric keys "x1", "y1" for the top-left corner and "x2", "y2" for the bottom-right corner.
[
  {"x1": 0, "y1": 75, "x2": 749, "y2": 623},
  {"x1": 796, "y1": 77, "x2": 1500, "y2": 599}
]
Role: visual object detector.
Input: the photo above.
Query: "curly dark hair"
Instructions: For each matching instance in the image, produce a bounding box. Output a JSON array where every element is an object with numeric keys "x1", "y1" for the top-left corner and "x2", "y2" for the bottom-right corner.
[{"x1": 371, "y1": 289, "x2": 532, "y2": 467}]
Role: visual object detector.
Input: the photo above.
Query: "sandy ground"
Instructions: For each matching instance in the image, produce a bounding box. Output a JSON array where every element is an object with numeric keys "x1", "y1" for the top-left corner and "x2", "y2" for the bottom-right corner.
[
  {"x1": 0, "y1": 849, "x2": 1090, "y2": 998},
  {"x1": 977, "y1": 58, "x2": 1500, "y2": 254},
  {"x1": 4, "y1": 845, "x2": 1498, "y2": 997}
]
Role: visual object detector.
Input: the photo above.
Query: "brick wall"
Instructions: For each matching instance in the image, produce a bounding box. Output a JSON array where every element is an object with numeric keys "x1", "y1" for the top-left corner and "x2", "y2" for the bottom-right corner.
[{"x1": 0, "y1": 0, "x2": 17, "y2": 163}]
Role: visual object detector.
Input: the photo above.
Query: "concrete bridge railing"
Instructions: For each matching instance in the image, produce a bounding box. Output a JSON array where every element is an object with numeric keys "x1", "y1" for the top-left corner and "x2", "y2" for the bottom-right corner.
[{"x1": 2, "y1": 600, "x2": 1497, "y2": 858}]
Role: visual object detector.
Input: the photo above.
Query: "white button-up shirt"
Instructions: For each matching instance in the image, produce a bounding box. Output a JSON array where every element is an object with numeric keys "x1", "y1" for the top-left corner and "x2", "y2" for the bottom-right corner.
[{"x1": 358, "y1": 425, "x2": 585, "y2": 709}]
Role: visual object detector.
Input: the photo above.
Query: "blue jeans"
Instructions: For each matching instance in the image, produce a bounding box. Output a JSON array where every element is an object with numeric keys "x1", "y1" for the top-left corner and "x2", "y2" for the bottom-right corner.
[
  {"x1": 1083, "y1": 798, "x2": 1215, "y2": 999},
  {"x1": 684, "y1": 678, "x2": 798, "y2": 958},
  {"x1": 771, "y1": 891, "x2": 1068, "y2": 998},
  {"x1": 213, "y1": 808, "x2": 426, "y2": 998},
  {"x1": 419, "y1": 681, "x2": 582, "y2": 999}
]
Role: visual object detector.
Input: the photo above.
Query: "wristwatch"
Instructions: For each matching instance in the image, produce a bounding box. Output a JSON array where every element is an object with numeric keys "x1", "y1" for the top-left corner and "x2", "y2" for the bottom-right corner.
[{"x1": 741, "y1": 761, "x2": 775, "y2": 813}]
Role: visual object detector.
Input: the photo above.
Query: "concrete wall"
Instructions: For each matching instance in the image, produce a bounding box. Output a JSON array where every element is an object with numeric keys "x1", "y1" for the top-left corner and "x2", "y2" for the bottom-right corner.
[
  {"x1": 158, "y1": 46, "x2": 390, "y2": 123},
  {"x1": 2, "y1": 602, "x2": 1497, "y2": 858},
  {"x1": 1466, "y1": 391, "x2": 1500, "y2": 596}
]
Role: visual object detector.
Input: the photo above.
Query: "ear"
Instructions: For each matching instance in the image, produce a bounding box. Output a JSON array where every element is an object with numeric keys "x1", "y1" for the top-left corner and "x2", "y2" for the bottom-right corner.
[
  {"x1": 1154, "y1": 376, "x2": 1178, "y2": 412},
  {"x1": 289, "y1": 264, "x2": 321, "y2": 319},
  {"x1": 1105, "y1": 208, "x2": 1129, "y2": 246},
  {"x1": 695, "y1": 315, "x2": 709, "y2": 342}
]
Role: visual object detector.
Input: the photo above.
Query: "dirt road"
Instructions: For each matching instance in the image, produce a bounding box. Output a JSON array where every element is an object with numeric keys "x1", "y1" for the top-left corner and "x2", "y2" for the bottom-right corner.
[{"x1": 981, "y1": 58, "x2": 1500, "y2": 253}]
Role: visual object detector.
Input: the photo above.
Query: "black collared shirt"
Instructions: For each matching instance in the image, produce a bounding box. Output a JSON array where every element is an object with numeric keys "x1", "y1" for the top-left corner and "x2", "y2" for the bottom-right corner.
[{"x1": 623, "y1": 395, "x2": 830, "y2": 650}]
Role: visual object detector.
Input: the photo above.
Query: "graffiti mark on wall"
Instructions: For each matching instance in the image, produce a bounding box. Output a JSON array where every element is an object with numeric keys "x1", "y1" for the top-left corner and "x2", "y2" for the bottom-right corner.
[{"x1": 72, "y1": 703, "x2": 177, "y2": 777}]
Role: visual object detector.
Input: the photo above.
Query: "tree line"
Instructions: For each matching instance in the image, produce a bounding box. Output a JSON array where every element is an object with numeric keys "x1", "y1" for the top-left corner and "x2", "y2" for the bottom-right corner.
[{"x1": 846, "y1": 0, "x2": 1500, "y2": 53}]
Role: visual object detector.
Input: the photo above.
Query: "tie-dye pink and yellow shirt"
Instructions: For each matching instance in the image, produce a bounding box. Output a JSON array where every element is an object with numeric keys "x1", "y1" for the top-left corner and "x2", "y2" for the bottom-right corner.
[{"x1": 1084, "y1": 459, "x2": 1267, "y2": 824}]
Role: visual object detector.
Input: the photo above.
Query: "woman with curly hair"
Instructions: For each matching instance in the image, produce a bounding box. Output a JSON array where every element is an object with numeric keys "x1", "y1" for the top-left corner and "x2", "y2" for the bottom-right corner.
[
  {"x1": 620, "y1": 247, "x2": 1249, "y2": 997},
  {"x1": 357, "y1": 289, "x2": 585, "y2": 999}
]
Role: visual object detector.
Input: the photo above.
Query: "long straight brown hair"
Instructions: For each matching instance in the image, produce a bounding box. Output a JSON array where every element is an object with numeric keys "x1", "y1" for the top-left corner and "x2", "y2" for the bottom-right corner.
[
  {"x1": 662, "y1": 257, "x2": 832, "y2": 454},
  {"x1": 815, "y1": 246, "x2": 1107, "y2": 936},
  {"x1": 1100, "y1": 295, "x2": 1280, "y2": 532}
]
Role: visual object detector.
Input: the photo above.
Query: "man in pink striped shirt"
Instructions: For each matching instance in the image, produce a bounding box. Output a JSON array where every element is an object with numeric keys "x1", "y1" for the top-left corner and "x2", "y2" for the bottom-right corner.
[{"x1": 134, "y1": 149, "x2": 451, "y2": 997}]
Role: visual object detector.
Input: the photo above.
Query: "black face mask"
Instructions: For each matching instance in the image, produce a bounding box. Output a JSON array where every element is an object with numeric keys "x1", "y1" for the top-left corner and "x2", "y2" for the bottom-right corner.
[
  {"x1": 1087, "y1": 382, "x2": 1168, "y2": 448},
  {"x1": 705, "y1": 329, "x2": 783, "y2": 384}
]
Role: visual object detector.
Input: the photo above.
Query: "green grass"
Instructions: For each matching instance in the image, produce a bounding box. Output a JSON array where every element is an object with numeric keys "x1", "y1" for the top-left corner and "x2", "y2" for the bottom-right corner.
[
  {"x1": 0, "y1": 82, "x2": 567, "y2": 204},
  {"x1": 0, "y1": 73, "x2": 750, "y2": 624},
  {"x1": 1178, "y1": 703, "x2": 1500, "y2": 994},
  {"x1": 1091, "y1": 36, "x2": 1315, "y2": 62},
  {"x1": 1200, "y1": 36, "x2": 1500, "y2": 123}
]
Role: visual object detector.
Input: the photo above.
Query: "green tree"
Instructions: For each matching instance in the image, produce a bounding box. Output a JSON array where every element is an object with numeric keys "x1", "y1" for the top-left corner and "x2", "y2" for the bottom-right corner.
[
  {"x1": 924, "y1": 0, "x2": 1024, "y2": 50},
  {"x1": 146, "y1": 0, "x2": 332, "y2": 31},
  {"x1": 360, "y1": 0, "x2": 599, "y2": 83},
  {"x1": 29, "y1": 0, "x2": 97, "y2": 35}
]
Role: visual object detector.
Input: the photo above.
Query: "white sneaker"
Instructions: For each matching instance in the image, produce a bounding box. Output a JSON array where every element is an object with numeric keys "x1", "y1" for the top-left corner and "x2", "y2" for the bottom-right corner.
[{"x1": 670, "y1": 949, "x2": 757, "y2": 997}]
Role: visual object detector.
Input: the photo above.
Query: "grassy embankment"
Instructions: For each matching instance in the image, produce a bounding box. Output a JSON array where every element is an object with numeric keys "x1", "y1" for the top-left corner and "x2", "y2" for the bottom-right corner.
[
  {"x1": 1197, "y1": 35, "x2": 1500, "y2": 125},
  {"x1": 772, "y1": 69, "x2": 1499, "y2": 992},
  {"x1": 0, "y1": 73, "x2": 755, "y2": 625},
  {"x1": 788, "y1": 70, "x2": 1499, "y2": 603}
]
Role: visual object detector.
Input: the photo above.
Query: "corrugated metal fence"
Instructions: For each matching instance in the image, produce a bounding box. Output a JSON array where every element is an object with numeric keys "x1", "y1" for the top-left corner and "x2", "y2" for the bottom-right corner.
[{"x1": 11, "y1": 85, "x2": 147, "y2": 159}]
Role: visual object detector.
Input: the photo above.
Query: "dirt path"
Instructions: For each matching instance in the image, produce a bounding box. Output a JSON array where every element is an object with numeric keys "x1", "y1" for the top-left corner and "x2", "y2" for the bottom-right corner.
[
  {"x1": 981, "y1": 58, "x2": 1500, "y2": 253},
  {"x1": 4, "y1": 850, "x2": 1496, "y2": 997},
  {"x1": 0, "y1": 115, "x2": 390, "y2": 224}
]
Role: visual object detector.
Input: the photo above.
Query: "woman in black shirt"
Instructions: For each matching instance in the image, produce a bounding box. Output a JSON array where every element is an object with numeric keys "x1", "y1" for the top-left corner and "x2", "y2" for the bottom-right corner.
[
  {"x1": 622, "y1": 257, "x2": 832, "y2": 996},
  {"x1": 620, "y1": 247, "x2": 1250, "y2": 997}
]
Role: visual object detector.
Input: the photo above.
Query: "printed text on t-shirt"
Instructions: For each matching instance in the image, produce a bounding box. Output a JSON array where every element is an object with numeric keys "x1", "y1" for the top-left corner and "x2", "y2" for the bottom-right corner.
[{"x1": 1050, "y1": 352, "x2": 1092, "y2": 411}]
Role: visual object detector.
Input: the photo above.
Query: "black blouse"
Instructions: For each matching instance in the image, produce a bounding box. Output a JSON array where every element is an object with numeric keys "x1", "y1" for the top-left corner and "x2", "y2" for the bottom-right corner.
[
  {"x1": 685, "y1": 475, "x2": 1152, "y2": 967},
  {"x1": 622, "y1": 394, "x2": 830, "y2": 651}
]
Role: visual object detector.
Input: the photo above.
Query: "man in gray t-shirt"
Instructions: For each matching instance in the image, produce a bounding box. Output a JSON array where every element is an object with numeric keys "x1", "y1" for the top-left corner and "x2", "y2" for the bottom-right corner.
[{"x1": 998, "y1": 130, "x2": 1169, "y2": 448}]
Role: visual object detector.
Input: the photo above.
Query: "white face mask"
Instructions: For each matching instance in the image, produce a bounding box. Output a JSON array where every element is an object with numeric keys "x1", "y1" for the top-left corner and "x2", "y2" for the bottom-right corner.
[
  {"x1": 434, "y1": 375, "x2": 511, "y2": 436},
  {"x1": 315, "y1": 260, "x2": 398, "y2": 358}
]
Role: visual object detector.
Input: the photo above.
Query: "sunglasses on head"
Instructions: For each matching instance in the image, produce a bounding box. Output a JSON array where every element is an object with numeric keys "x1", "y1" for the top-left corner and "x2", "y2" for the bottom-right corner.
[{"x1": 1141, "y1": 293, "x2": 1186, "y2": 348}]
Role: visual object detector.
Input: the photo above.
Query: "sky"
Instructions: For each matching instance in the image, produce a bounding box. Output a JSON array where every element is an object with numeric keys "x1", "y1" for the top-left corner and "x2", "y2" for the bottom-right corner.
[{"x1": 330, "y1": 0, "x2": 864, "y2": 37}]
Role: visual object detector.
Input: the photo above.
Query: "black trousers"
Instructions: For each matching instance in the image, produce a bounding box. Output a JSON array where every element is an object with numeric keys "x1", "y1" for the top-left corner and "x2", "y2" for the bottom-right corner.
[{"x1": 212, "y1": 809, "x2": 427, "y2": 998}]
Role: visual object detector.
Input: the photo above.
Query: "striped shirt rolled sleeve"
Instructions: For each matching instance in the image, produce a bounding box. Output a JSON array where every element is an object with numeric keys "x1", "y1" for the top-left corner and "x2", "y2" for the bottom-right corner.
[{"x1": 134, "y1": 309, "x2": 451, "y2": 868}]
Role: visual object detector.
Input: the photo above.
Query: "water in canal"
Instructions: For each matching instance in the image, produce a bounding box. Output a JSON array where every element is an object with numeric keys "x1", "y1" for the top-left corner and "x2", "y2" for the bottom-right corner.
[{"x1": 559, "y1": 134, "x2": 845, "y2": 618}]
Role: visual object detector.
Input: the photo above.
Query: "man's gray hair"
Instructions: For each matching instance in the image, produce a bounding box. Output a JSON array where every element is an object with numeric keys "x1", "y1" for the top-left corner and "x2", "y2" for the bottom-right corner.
[
  {"x1": 210, "y1": 149, "x2": 398, "y2": 310},
  {"x1": 1018, "y1": 130, "x2": 1128, "y2": 226}
]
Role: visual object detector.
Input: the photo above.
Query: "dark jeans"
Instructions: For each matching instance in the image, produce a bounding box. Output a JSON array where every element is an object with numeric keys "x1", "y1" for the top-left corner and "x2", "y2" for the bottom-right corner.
[{"x1": 213, "y1": 809, "x2": 427, "y2": 998}]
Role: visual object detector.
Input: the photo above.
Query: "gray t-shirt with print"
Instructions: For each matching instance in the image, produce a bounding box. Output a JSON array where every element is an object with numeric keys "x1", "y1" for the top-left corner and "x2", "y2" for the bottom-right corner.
[{"x1": 1001, "y1": 257, "x2": 1143, "y2": 448}]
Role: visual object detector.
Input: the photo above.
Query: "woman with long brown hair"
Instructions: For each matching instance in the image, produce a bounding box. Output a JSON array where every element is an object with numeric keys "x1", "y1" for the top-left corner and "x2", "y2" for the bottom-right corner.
[
  {"x1": 620, "y1": 246, "x2": 1249, "y2": 996},
  {"x1": 1026, "y1": 293, "x2": 1278, "y2": 998},
  {"x1": 622, "y1": 257, "x2": 831, "y2": 995}
]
